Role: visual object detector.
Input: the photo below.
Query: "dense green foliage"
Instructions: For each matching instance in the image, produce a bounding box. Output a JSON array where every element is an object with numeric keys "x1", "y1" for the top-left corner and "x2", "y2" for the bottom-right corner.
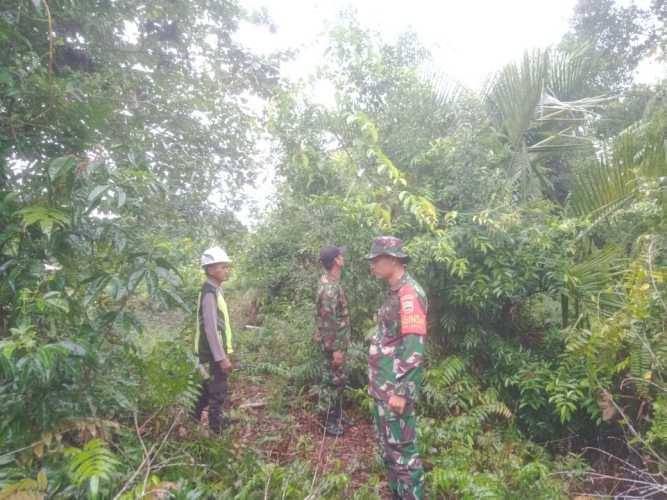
[
  {"x1": 1, "y1": 0, "x2": 667, "y2": 498},
  {"x1": 241, "y1": 10, "x2": 667, "y2": 499}
]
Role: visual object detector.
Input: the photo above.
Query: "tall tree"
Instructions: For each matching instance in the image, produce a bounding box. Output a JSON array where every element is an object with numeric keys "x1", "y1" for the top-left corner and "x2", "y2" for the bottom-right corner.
[
  {"x1": 0, "y1": 0, "x2": 280, "y2": 454},
  {"x1": 1, "y1": 0, "x2": 280, "y2": 237},
  {"x1": 561, "y1": 0, "x2": 655, "y2": 91}
]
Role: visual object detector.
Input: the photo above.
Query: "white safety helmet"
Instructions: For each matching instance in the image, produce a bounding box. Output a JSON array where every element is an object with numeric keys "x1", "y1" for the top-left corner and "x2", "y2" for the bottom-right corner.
[{"x1": 201, "y1": 246, "x2": 232, "y2": 267}]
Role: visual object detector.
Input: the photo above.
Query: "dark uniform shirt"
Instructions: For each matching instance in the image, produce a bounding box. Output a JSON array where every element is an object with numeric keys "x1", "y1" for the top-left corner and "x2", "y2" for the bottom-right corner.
[{"x1": 197, "y1": 279, "x2": 228, "y2": 363}]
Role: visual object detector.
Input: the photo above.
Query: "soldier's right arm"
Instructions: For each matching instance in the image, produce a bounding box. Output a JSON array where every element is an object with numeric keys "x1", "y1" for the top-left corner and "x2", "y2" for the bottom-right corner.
[
  {"x1": 334, "y1": 287, "x2": 351, "y2": 351},
  {"x1": 202, "y1": 292, "x2": 226, "y2": 362}
]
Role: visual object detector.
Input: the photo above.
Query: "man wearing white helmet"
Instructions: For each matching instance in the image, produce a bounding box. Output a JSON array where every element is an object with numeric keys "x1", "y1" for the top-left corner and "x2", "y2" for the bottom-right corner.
[{"x1": 191, "y1": 246, "x2": 234, "y2": 435}]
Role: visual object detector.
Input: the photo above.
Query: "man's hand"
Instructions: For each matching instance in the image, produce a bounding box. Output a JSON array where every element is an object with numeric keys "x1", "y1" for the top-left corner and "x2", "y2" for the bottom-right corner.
[
  {"x1": 218, "y1": 358, "x2": 233, "y2": 374},
  {"x1": 388, "y1": 394, "x2": 407, "y2": 415},
  {"x1": 332, "y1": 350, "x2": 345, "y2": 368}
]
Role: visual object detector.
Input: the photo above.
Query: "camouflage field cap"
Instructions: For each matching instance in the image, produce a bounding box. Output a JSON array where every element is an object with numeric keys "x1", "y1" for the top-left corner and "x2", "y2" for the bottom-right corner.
[{"x1": 365, "y1": 236, "x2": 409, "y2": 261}]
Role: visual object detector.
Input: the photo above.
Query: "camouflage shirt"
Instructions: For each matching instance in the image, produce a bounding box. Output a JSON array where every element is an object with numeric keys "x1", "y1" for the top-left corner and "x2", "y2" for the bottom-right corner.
[
  {"x1": 368, "y1": 273, "x2": 427, "y2": 403},
  {"x1": 315, "y1": 274, "x2": 351, "y2": 352}
]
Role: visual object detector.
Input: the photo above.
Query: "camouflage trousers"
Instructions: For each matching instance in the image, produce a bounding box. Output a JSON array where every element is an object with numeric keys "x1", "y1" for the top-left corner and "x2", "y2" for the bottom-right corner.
[
  {"x1": 372, "y1": 400, "x2": 424, "y2": 500},
  {"x1": 317, "y1": 350, "x2": 346, "y2": 418}
]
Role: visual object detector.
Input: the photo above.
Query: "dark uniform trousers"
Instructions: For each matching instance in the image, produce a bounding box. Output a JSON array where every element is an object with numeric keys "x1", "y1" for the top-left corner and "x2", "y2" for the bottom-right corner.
[{"x1": 192, "y1": 362, "x2": 228, "y2": 434}]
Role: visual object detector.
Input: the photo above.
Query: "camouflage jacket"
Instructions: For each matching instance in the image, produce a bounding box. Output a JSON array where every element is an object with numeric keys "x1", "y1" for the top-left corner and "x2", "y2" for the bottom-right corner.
[
  {"x1": 315, "y1": 274, "x2": 351, "y2": 352},
  {"x1": 368, "y1": 273, "x2": 427, "y2": 403}
]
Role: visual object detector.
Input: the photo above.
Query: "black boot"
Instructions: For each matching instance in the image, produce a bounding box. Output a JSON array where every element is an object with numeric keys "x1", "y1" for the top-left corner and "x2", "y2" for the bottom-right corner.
[
  {"x1": 221, "y1": 415, "x2": 239, "y2": 427},
  {"x1": 324, "y1": 417, "x2": 344, "y2": 437},
  {"x1": 208, "y1": 403, "x2": 225, "y2": 436},
  {"x1": 321, "y1": 406, "x2": 344, "y2": 437}
]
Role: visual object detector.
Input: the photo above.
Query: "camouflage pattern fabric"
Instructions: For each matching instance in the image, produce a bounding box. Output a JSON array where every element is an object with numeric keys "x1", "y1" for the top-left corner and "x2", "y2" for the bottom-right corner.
[
  {"x1": 368, "y1": 272, "x2": 427, "y2": 499},
  {"x1": 318, "y1": 349, "x2": 346, "y2": 416},
  {"x1": 372, "y1": 401, "x2": 424, "y2": 500},
  {"x1": 315, "y1": 274, "x2": 351, "y2": 415},
  {"x1": 315, "y1": 274, "x2": 351, "y2": 352},
  {"x1": 366, "y1": 235, "x2": 410, "y2": 260},
  {"x1": 368, "y1": 273, "x2": 427, "y2": 402}
]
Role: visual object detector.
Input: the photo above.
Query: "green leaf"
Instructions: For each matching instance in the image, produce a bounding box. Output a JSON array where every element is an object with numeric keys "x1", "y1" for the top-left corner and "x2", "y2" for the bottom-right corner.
[
  {"x1": 48, "y1": 156, "x2": 76, "y2": 182},
  {"x1": 127, "y1": 268, "x2": 145, "y2": 291},
  {"x1": 83, "y1": 274, "x2": 111, "y2": 307},
  {"x1": 56, "y1": 340, "x2": 87, "y2": 357},
  {"x1": 145, "y1": 270, "x2": 158, "y2": 297},
  {"x1": 116, "y1": 190, "x2": 127, "y2": 209},
  {"x1": 65, "y1": 438, "x2": 119, "y2": 498},
  {"x1": 0, "y1": 68, "x2": 13, "y2": 86},
  {"x1": 42, "y1": 291, "x2": 69, "y2": 313},
  {"x1": 16, "y1": 206, "x2": 69, "y2": 237},
  {"x1": 155, "y1": 266, "x2": 180, "y2": 286},
  {"x1": 153, "y1": 257, "x2": 181, "y2": 275},
  {"x1": 162, "y1": 286, "x2": 188, "y2": 310},
  {"x1": 87, "y1": 185, "x2": 110, "y2": 212}
]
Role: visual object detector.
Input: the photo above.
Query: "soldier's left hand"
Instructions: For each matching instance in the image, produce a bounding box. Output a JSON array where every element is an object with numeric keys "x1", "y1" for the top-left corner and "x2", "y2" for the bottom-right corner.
[{"x1": 388, "y1": 394, "x2": 407, "y2": 415}]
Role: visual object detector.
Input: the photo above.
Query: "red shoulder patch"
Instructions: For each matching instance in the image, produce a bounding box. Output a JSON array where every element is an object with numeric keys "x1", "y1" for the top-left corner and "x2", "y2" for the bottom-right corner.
[{"x1": 399, "y1": 285, "x2": 427, "y2": 336}]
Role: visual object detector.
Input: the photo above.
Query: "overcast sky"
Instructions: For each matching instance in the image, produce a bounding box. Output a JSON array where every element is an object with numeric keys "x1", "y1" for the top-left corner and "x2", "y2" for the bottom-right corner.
[
  {"x1": 232, "y1": 0, "x2": 665, "y2": 223},
  {"x1": 237, "y1": 0, "x2": 579, "y2": 91},
  {"x1": 237, "y1": 0, "x2": 662, "y2": 92}
]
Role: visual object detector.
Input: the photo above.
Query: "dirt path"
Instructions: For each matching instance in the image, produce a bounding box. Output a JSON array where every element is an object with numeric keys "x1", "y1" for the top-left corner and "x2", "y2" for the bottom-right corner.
[
  {"x1": 149, "y1": 305, "x2": 388, "y2": 495},
  {"x1": 217, "y1": 375, "x2": 390, "y2": 497}
]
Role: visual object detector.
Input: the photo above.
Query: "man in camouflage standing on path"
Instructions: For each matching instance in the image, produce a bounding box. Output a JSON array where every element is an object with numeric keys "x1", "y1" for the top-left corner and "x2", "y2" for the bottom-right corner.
[
  {"x1": 314, "y1": 245, "x2": 352, "y2": 437},
  {"x1": 367, "y1": 236, "x2": 427, "y2": 500}
]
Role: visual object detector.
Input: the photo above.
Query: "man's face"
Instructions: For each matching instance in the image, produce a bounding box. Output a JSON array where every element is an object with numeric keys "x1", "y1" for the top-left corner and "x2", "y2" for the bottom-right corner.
[
  {"x1": 369, "y1": 255, "x2": 396, "y2": 280},
  {"x1": 207, "y1": 262, "x2": 232, "y2": 282}
]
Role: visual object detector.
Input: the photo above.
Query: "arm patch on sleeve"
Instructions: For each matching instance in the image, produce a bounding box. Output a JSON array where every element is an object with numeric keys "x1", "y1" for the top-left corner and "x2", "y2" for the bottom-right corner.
[{"x1": 399, "y1": 285, "x2": 427, "y2": 336}]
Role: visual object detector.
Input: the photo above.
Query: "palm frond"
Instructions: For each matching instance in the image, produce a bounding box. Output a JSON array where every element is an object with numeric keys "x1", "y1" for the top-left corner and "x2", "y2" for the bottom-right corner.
[
  {"x1": 568, "y1": 128, "x2": 667, "y2": 221},
  {"x1": 568, "y1": 153, "x2": 637, "y2": 220},
  {"x1": 484, "y1": 47, "x2": 608, "y2": 202},
  {"x1": 421, "y1": 69, "x2": 465, "y2": 109},
  {"x1": 547, "y1": 45, "x2": 593, "y2": 100},
  {"x1": 565, "y1": 247, "x2": 627, "y2": 316},
  {"x1": 484, "y1": 49, "x2": 549, "y2": 149}
]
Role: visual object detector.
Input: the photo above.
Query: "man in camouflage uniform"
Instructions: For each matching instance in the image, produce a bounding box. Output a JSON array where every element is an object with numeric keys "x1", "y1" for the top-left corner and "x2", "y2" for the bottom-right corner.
[
  {"x1": 367, "y1": 236, "x2": 427, "y2": 500},
  {"x1": 314, "y1": 245, "x2": 351, "y2": 436}
]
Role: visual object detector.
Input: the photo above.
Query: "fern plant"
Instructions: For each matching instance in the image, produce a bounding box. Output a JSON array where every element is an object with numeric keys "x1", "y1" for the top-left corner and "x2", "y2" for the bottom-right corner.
[
  {"x1": 422, "y1": 356, "x2": 512, "y2": 427},
  {"x1": 64, "y1": 438, "x2": 120, "y2": 499},
  {"x1": 646, "y1": 396, "x2": 667, "y2": 449}
]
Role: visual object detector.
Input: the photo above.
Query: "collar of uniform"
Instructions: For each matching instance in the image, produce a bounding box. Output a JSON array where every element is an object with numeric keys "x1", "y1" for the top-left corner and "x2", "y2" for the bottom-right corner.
[
  {"x1": 321, "y1": 273, "x2": 339, "y2": 284},
  {"x1": 389, "y1": 272, "x2": 410, "y2": 292},
  {"x1": 207, "y1": 278, "x2": 221, "y2": 291}
]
